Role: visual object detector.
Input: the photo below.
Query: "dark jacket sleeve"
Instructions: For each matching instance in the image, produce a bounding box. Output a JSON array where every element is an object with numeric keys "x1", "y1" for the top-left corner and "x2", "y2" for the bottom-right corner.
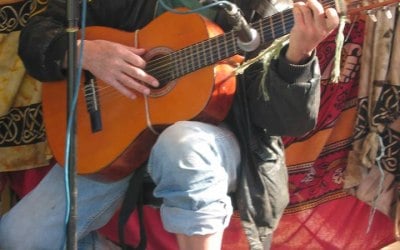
[
  {"x1": 18, "y1": 0, "x2": 69, "y2": 81},
  {"x1": 246, "y1": 46, "x2": 321, "y2": 137},
  {"x1": 18, "y1": 0, "x2": 159, "y2": 82}
]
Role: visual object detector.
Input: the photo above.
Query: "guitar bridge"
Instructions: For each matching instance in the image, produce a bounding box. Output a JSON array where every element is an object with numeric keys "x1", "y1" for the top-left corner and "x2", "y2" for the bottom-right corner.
[{"x1": 84, "y1": 70, "x2": 103, "y2": 133}]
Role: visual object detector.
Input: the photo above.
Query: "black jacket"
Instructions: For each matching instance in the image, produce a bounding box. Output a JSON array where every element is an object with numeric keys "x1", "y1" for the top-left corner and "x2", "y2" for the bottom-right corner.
[{"x1": 19, "y1": 0, "x2": 321, "y2": 248}]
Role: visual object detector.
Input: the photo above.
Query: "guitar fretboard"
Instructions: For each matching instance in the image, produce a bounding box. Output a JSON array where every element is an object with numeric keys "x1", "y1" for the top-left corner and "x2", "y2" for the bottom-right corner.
[{"x1": 146, "y1": 0, "x2": 336, "y2": 85}]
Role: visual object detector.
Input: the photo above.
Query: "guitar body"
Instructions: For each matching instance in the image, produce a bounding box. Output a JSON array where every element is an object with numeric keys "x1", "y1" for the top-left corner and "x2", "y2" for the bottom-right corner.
[{"x1": 42, "y1": 10, "x2": 241, "y2": 181}]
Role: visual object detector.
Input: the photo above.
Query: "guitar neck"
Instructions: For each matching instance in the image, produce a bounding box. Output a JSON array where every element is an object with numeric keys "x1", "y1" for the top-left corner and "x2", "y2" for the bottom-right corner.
[{"x1": 145, "y1": 0, "x2": 352, "y2": 84}]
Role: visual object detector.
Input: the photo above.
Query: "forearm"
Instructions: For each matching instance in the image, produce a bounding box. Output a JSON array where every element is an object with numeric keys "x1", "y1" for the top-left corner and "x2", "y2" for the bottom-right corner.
[{"x1": 246, "y1": 46, "x2": 321, "y2": 136}]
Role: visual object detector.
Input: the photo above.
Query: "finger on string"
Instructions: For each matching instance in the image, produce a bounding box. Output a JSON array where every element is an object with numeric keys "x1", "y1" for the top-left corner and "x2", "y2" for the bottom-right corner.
[
  {"x1": 125, "y1": 65, "x2": 159, "y2": 88},
  {"x1": 119, "y1": 69, "x2": 154, "y2": 94},
  {"x1": 124, "y1": 50, "x2": 147, "y2": 69},
  {"x1": 325, "y1": 8, "x2": 340, "y2": 31},
  {"x1": 129, "y1": 47, "x2": 146, "y2": 54},
  {"x1": 307, "y1": 0, "x2": 326, "y2": 29},
  {"x1": 292, "y1": 2, "x2": 308, "y2": 28},
  {"x1": 299, "y1": 4, "x2": 313, "y2": 27},
  {"x1": 113, "y1": 79, "x2": 139, "y2": 100}
]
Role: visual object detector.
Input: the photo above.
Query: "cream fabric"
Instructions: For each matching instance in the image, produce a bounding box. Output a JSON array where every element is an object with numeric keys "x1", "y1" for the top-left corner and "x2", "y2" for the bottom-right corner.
[
  {"x1": 0, "y1": 0, "x2": 51, "y2": 172},
  {"x1": 344, "y1": 6, "x2": 400, "y2": 237}
]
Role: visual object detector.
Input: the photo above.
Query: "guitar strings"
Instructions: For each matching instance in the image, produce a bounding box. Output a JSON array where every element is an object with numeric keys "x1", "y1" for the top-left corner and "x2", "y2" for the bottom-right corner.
[
  {"x1": 92, "y1": 0, "x2": 353, "y2": 102},
  {"x1": 143, "y1": 0, "x2": 335, "y2": 80},
  {"x1": 138, "y1": 1, "x2": 335, "y2": 83},
  {"x1": 89, "y1": 11, "x2": 295, "y2": 104},
  {"x1": 92, "y1": 9, "x2": 298, "y2": 103},
  {"x1": 146, "y1": 11, "x2": 295, "y2": 83},
  {"x1": 88, "y1": 1, "x2": 315, "y2": 102}
]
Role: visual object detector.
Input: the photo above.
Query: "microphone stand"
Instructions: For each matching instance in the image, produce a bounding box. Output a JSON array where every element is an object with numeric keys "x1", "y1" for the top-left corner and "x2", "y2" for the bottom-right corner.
[
  {"x1": 66, "y1": 0, "x2": 79, "y2": 248},
  {"x1": 222, "y1": 2, "x2": 260, "y2": 52}
]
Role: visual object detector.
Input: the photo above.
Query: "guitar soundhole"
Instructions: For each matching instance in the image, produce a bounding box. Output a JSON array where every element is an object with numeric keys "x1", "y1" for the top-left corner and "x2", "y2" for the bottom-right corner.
[{"x1": 144, "y1": 47, "x2": 177, "y2": 98}]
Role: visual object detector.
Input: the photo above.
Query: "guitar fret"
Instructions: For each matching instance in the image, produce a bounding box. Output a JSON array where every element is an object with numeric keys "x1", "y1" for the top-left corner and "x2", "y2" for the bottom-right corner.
[
  {"x1": 169, "y1": 59, "x2": 176, "y2": 83},
  {"x1": 169, "y1": 57, "x2": 175, "y2": 83},
  {"x1": 189, "y1": 47, "x2": 195, "y2": 76},
  {"x1": 187, "y1": 46, "x2": 194, "y2": 75},
  {"x1": 186, "y1": 47, "x2": 192, "y2": 76},
  {"x1": 195, "y1": 45, "x2": 199, "y2": 71},
  {"x1": 179, "y1": 49, "x2": 185, "y2": 76},
  {"x1": 223, "y1": 33, "x2": 229, "y2": 57},
  {"x1": 269, "y1": 14, "x2": 275, "y2": 39},
  {"x1": 209, "y1": 39, "x2": 214, "y2": 65},
  {"x1": 216, "y1": 37, "x2": 221, "y2": 61},
  {"x1": 184, "y1": 48, "x2": 190, "y2": 76},
  {"x1": 192, "y1": 46, "x2": 197, "y2": 74},
  {"x1": 185, "y1": 50, "x2": 190, "y2": 75},
  {"x1": 202, "y1": 41, "x2": 207, "y2": 68},
  {"x1": 213, "y1": 39, "x2": 219, "y2": 62},
  {"x1": 195, "y1": 43, "x2": 201, "y2": 69},
  {"x1": 230, "y1": 32, "x2": 238, "y2": 54},
  {"x1": 176, "y1": 51, "x2": 183, "y2": 78},
  {"x1": 273, "y1": 14, "x2": 284, "y2": 38},
  {"x1": 232, "y1": 32, "x2": 239, "y2": 55},
  {"x1": 280, "y1": 11, "x2": 286, "y2": 35},
  {"x1": 165, "y1": 55, "x2": 173, "y2": 83},
  {"x1": 218, "y1": 38, "x2": 223, "y2": 59},
  {"x1": 173, "y1": 51, "x2": 179, "y2": 79},
  {"x1": 258, "y1": 20, "x2": 265, "y2": 44}
]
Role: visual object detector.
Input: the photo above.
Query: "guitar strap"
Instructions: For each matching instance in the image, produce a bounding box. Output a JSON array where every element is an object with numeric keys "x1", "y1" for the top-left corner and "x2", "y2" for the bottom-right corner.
[{"x1": 118, "y1": 164, "x2": 147, "y2": 250}]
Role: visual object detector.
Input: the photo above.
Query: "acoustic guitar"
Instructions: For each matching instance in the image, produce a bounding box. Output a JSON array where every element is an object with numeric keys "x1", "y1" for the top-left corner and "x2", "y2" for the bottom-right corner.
[{"x1": 42, "y1": 0, "x2": 399, "y2": 180}]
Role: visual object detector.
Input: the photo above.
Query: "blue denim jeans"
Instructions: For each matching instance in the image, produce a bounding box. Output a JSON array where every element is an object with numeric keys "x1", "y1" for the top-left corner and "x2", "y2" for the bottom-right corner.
[
  {"x1": 148, "y1": 121, "x2": 241, "y2": 235},
  {"x1": 0, "y1": 121, "x2": 240, "y2": 248},
  {"x1": 0, "y1": 164, "x2": 131, "y2": 249}
]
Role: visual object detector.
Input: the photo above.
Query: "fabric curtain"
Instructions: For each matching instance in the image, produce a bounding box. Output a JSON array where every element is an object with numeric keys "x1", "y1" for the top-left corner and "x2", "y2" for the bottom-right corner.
[
  {"x1": 344, "y1": 5, "x2": 400, "y2": 240},
  {"x1": 0, "y1": 0, "x2": 51, "y2": 172}
]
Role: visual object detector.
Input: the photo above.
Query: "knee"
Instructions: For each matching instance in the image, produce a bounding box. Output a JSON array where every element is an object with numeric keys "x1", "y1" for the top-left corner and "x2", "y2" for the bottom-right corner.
[
  {"x1": 151, "y1": 121, "x2": 196, "y2": 161},
  {"x1": 148, "y1": 121, "x2": 223, "y2": 184}
]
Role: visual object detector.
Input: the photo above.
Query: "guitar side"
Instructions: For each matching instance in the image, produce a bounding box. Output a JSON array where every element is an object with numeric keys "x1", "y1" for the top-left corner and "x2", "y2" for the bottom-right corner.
[{"x1": 42, "y1": 10, "x2": 239, "y2": 180}]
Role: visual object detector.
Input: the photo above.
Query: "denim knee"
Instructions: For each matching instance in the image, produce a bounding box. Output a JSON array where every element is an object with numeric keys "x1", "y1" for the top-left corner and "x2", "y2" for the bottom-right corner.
[{"x1": 148, "y1": 121, "x2": 239, "y2": 235}]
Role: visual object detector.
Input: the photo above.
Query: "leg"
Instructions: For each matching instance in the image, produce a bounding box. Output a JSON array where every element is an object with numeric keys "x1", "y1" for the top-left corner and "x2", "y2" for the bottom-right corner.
[
  {"x1": 0, "y1": 164, "x2": 131, "y2": 249},
  {"x1": 176, "y1": 231, "x2": 224, "y2": 250},
  {"x1": 148, "y1": 121, "x2": 241, "y2": 250}
]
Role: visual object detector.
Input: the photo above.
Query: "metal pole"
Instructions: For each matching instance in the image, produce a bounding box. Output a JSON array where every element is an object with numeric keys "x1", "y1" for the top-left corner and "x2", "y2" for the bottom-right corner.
[{"x1": 66, "y1": 0, "x2": 79, "y2": 248}]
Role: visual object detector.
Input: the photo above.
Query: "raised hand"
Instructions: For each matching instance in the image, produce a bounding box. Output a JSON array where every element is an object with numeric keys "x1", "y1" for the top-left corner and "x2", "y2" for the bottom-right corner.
[{"x1": 286, "y1": 0, "x2": 340, "y2": 64}]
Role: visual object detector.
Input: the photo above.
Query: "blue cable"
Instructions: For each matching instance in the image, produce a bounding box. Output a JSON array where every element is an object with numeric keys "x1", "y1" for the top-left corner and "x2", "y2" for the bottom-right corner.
[
  {"x1": 157, "y1": 0, "x2": 233, "y2": 14},
  {"x1": 62, "y1": 0, "x2": 87, "y2": 248}
]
